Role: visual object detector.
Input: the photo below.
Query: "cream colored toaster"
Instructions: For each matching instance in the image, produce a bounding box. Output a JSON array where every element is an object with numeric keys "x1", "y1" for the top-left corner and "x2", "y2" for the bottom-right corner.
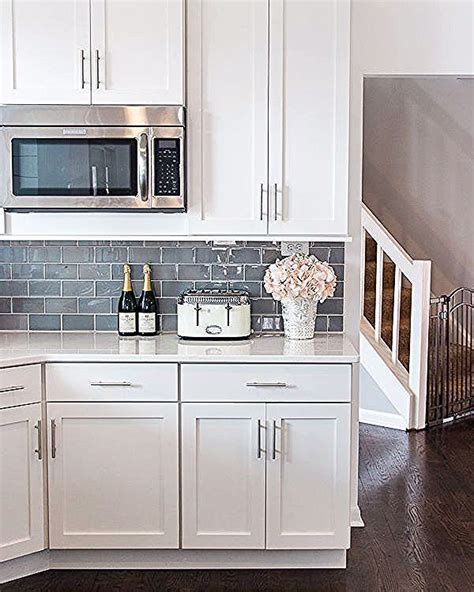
[{"x1": 177, "y1": 289, "x2": 251, "y2": 339}]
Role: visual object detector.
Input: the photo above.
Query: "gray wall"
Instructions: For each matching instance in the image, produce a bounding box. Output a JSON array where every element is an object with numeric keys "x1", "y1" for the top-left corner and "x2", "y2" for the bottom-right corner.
[
  {"x1": 363, "y1": 77, "x2": 474, "y2": 296},
  {"x1": 0, "y1": 240, "x2": 345, "y2": 333}
]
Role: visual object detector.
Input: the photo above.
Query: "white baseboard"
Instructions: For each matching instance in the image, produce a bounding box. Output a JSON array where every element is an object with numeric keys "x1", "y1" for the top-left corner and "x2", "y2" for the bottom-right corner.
[
  {"x1": 350, "y1": 505, "x2": 364, "y2": 527},
  {"x1": 0, "y1": 550, "x2": 50, "y2": 584},
  {"x1": 360, "y1": 408, "x2": 406, "y2": 431}
]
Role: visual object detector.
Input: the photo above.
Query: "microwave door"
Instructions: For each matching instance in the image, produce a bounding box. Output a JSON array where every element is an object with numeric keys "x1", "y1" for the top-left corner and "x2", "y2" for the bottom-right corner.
[
  {"x1": 151, "y1": 127, "x2": 185, "y2": 211},
  {"x1": 2, "y1": 126, "x2": 151, "y2": 210}
]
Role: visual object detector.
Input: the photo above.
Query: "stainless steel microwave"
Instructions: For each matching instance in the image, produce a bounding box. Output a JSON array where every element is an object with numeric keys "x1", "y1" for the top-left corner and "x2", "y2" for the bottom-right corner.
[{"x1": 0, "y1": 105, "x2": 185, "y2": 211}]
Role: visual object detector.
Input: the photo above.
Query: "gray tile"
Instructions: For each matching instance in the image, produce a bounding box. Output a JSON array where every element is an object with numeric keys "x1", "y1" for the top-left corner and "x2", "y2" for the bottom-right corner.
[
  {"x1": 144, "y1": 240, "x2": 177, "y2": 247},
  {"x1": 62, "y1": 281, "x2": 94, "y2": 297},
  {"x1": 79, "y1": 264, "x2": 111, "y2": 280},
  {"x1": 95, "y1": 247, "x2": 128, "y2": 263},
  {"x1": 251, "y1": 316, "x2": 263, "y2": 332},
  {"x1": 161, "y1": 315, "x2": 177, "y2": 332},
  {"x1": 29, "y1": 280, "x2": 61, "y2": 296},
  {"x1": 212, "y1": 265, "x2": 244, "y2": 281},
  {"x1": 29, "y1": 314, "x2": 61, "y2": 331},
  {"x1": 79, "y1": 298, "x2": 110, "y2": 313},
  {"x1": 158, "y1": 298, "x2": 177, "y2": 315},
  {"x1": 0, "y1": 298, "x2": 11, "y2": 313},
  {"x1": 96, "y1": 281, "x2": 123, "y2": 297},
  {"x1": 329, "y1": 248, "x2": 345, "y2": 264},
  {"x1": 328, "y1": 316, "x2": 344, "y2": 332},
  {"x1": 0, "y1": 281, "x2": 28, "y2": 296},
  {"x1": 315, "y1": 315, "x2": 328, "y2": 332},
  {"x1": 155, "y1": 265, "x2": 178, "y2": 280},
  {"x1": 45, "y1": 240, "x2": 77, "y2": 246},
  {"x1": 95, "y1": 315, "x2": 117, "y2": 332},
  {"x1": 177, "y1": 240, "x2": 208, "y2": 247},
  {"x1": 262, "y1": 248, "x2": 281, "y2": 264},
  {"x1": 28, "y1": 246, "x2": 61, "y2": 262},
  {"x1": 228, "y1": 281, "x2": 261, "y2": 298},
  {"x1": 111, "y1": 240, "x2": 144, "y2": 246},
  {"x1": 0, "y1": 246, "x2": 28, "y2": 263},
  {"x1": 251, "y1": 299, "x2": 279, "y2": 315},
  {"x1": 229, "y1": 248, "x2": 260, "y2": 264},
  {"x1": 45, "y1": 298, "x2": 77, "y2": 313},
  {"x1": 12, "y1": 264, "x2": 44, "y2": 279},
  {"x1": 195, "y1": 281, "x2": 228, "y2": 291},
  {"x1": 77, "y1": 240, "x2": 109, "y2": 246},
  {"x1": 244, "y1": 265, "x2": 267, "y2": 282},
  {"x1": 0, "y1": 264, "x2": 12, "y2": 279},
  {"x1": 178, "y1": 264, "x2": 210, "y2": 281},
  {"x1": 0, "y1": 314, "x2": 27, "y2": 330},
  {"x1": 194, "y1": 248, "x2": 220, "y2": 264},
  {"x1": 62, "y1": 315, "x2": 94, "y2": 331},
  {"x1": 318, "y1": 298, "x2": 343, "y2": 315},
  {"x1": 309, "y1": 247, "x2": 330, "y2": 261},
  {"x1": 331, "y1": 265, "x2": 344, "y2": 281},
  {"x1": 12, "y1": 298, "x2": 44, "y2": 313},
  {"x1": 62, "y1": 246, "x2": 94, "y2": 263},
  {"x1": 162, "y1": 248, "x2": 194, "y2": 264},
  {"x1": 162, "y1": 281, "x2": 193, "y2": 297},
  {"x1": 129, "y1": 247, "x2": 161, "y2": 264},
  {"x1": 334, "y1": 282, "x2": 344, "y2": 298},
  {"x1": 45, "y1": 264, "x2": 77, "y2": 280}
]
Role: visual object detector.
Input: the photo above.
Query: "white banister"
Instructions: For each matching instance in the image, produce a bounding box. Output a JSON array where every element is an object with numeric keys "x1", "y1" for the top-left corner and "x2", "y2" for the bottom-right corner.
[{"x1": 361, "y1": 204, "x2": 432, "y2": 429}]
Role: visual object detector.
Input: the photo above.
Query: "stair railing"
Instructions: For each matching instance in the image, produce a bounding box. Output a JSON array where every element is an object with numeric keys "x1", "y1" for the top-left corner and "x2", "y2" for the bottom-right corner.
[{"x1": 361, "y1": 204, "x2": 432, "y2": 429}]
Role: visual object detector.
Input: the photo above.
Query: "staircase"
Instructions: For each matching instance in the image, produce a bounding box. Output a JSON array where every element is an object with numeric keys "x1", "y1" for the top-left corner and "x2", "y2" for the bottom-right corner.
[{"x1": 360, "y1": 205, "x2": 431, "y2": 430}]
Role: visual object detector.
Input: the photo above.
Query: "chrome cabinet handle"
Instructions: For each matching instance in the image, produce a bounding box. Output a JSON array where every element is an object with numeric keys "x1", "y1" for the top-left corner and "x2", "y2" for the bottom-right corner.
[
  {"x1": 260, "y1": 183, "x2": 267, "y2": 221},
  {"x1": 138, "y1": 133, "x2": 149, "y2": 202},
  {"x1": 80, "y1": 49, "x2": 86, "y2": 89},
  {"x1": 90, "y1": 381, "x2": 133, "y2": 387},
  {"x1": 272, "y1": 420, "x2": 277, "y2": 460},
  {"x1": 0, "y1": 385, "x2": 25, "y2": 394},
  {"x1": 34, "y1": 420, "x2": 42, "y2": 460},
  {"x1": 257, "y1": 419, "x2": 265, "y2": 459},
  {"x1": 95, "y1": 49, "x2": 101, "y2": 89},
  {"x1": 274, "y1": 183, "x2": 278, "y2": 221},
  {"x1": 245, "y1": 382, "x2": 288, "y2": 388},
  {"x1": 50, "y1": 419, "x2": 57, "y2": 459}
]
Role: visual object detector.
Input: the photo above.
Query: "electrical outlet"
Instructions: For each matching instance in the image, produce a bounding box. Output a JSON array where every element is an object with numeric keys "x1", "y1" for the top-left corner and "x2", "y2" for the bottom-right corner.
[{"x1": 280, "y1": 241, "x2": 309, "y2": 256}]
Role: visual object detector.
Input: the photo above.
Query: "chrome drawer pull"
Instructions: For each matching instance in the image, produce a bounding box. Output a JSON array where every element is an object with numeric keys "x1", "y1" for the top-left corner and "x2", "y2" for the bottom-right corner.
[
  {"x1": 257, "y1": 419, "x2": 265, "y2": 459},
  {"x1": 272, "y1": 420, "x2": 278, "y2": 460},
  {"x1": 90, "y1": 381, "x2": 133, "y2": 387},
  {"x1": 51, "y1": 419, "x2": 57, "y2": 459},
  {"x1": 34, "y1": 420, "x2": 42, "y2": 461},
  {"x1": 0, "y1": 385, "x2": 25, "y2": 394},
  {"x1": 245, "y1": 382, "x2": 288, "y2": 388}
]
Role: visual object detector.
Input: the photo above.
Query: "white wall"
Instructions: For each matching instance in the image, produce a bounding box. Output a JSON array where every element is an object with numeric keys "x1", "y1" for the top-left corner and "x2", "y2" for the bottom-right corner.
[
  {"x1": 346, "y1": 1, "x2": 474, "y2": 432},
  {"x1": 363, "y1": 77, "x2": 474, "y2": 296}
]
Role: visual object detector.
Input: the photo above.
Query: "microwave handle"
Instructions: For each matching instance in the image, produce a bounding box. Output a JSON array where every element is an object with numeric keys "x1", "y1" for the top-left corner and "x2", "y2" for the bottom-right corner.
[{"x1": 138, "y1": 133, "x2": 149, "y2": 202}]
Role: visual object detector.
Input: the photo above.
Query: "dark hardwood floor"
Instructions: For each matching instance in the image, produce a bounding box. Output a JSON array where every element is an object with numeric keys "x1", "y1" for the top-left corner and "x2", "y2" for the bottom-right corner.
[{"x1": 2, "y1": 419, "x2": 473, "y2": 592}]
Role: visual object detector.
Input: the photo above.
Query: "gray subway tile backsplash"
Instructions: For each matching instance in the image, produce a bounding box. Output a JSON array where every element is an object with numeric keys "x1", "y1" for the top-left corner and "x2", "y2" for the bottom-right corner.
[{"x1": 0, "y1": 240, "x2": 344, "y2": 333}]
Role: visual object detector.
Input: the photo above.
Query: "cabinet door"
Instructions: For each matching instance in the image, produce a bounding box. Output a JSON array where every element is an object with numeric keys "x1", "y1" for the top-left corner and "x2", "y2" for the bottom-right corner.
[
  {"x1": 266, "y1": 403, "x2": 351, "y2": 549},
  {"x1": 48, "y1": 402, "x2": 179, "y2": 549},
  {"x1": 268, "y1": 0, "x2": 350, "y2": 235},
  {"x1": 182, "y1": 403, "x2": 266, "y2": 548},
  {"x1": 90, "y1": 0, "x2": 183, "y2": 104},
  {"x1": 0, "y1": 0, "x2": 90, "y2": 104},
  {"x1": 187, "y1": 0, "x2": 268, "y2": 234},
  {"x1": 0, "y1": 404, "x2": 45, "y2": 562}
]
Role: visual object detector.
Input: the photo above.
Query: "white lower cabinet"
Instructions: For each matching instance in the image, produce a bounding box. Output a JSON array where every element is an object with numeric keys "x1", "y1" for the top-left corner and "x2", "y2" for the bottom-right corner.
[
  {"x1": 181, "y1": 403, "x2": 266, "y2": 549},
  {"x1": 47, "y1": 402, "x2": 179, "y2": 549},
  {"x1": 181, "y1": 401, "x2": 351, "y2": 550},
  {"x1": 266, "y1": 404, "x2": 351, "y2": 550},
  {"x1": 0, "y1": 403, "x2": 45, "y2": 562}
]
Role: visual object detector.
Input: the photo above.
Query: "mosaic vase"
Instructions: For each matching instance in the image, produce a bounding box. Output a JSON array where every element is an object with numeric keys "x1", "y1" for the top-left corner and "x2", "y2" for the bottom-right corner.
[{"x1": 281, "y1": 297, "x2": 319, "y2": 340}]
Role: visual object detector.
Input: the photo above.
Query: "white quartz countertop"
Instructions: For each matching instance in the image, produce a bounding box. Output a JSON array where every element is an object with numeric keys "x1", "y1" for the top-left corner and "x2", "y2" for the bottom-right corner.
[{"x1": 0, "y1": 332, "x2": 358, "y2": 367}]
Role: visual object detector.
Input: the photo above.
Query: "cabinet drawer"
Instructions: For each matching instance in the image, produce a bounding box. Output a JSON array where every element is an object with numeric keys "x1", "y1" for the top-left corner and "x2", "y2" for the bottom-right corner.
[
  {"x1": 181, "y1": 364, "x2": 351, "y2": 402},
  {"x1": 46, "y1": 363, "x2": 178, "y2": 402},
  {"x1": 0, "y1": 365, "x2": 41, "y2": 409}
]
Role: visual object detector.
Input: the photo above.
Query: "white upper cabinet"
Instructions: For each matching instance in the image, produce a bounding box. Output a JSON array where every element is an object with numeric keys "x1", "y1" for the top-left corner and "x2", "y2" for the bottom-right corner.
[
  {"x1": 0, "y1": 0, "x2": 183, "y2": 106},
  {"x1": 181, "y1": 403, "x2": 266, "y2": 549},
  {"x1": 0, "y1": 0, "x2": 90, "y2": 104},
  {"x1": 187, "y1": 0, "x2": 268, "y2": 234},
  {"x1": 268, "y1": 0, "x2": 350, "y2": 235},
  {"x1": 48, "y1": 402, "x2": 179, "y2": 549},
  {"x1": 90, "y1": 0, "x2": 184, "y2": 104},
  {"x1": 266, "y1": 403, "x2": 351, "y2": 549},
  {"x1": 0, "y1": 403, "x2": 45, "y2": 562}
]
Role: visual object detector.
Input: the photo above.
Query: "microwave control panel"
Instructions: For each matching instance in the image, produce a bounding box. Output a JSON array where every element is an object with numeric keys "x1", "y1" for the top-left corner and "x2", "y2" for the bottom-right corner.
[{"x1": 154, "y1": 138, "x2": 180, "y2": 196}]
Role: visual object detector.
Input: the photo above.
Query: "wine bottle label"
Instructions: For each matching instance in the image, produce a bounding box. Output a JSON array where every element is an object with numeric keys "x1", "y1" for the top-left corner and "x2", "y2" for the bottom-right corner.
[
  {"x1": 139, "y1": 312, "x2": 156, "y2": 334},
  {"x1": 119, "y1": 313, "x2": 136, "y2": 334}
]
